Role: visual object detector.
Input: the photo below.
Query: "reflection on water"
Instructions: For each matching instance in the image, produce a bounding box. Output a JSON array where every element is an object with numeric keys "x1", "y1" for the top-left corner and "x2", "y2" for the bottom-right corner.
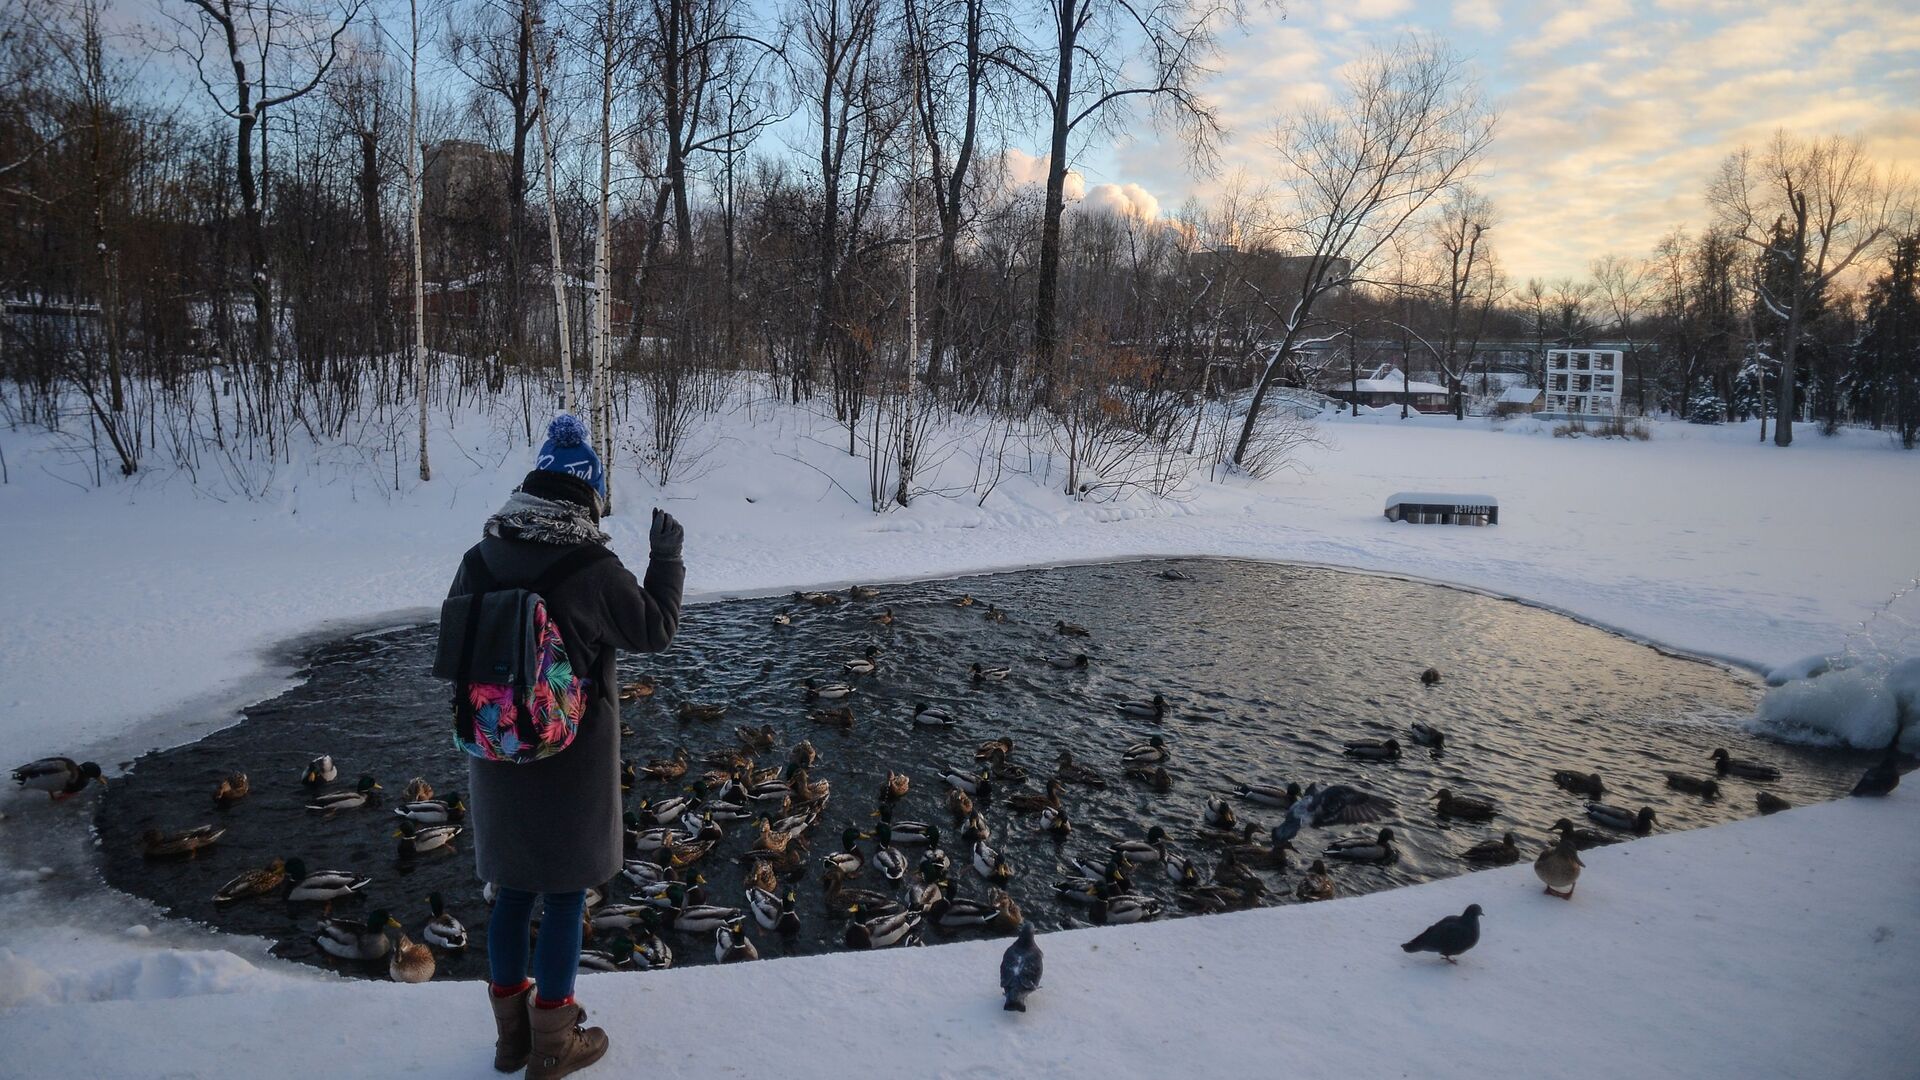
[{"x1": 95, "y1": 559, "x2": 1862, "y2": 980}]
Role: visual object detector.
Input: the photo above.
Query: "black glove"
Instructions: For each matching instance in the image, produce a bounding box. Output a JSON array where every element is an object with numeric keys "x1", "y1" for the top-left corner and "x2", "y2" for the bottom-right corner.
[{"x1": 649, "y1": 508, "x2": 684, "y2": 561}]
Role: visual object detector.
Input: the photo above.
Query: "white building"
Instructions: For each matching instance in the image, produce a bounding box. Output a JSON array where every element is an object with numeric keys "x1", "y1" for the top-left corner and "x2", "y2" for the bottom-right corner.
[{"x1": 1543, "y1": 349, "x2": 1623, "y2": 417}]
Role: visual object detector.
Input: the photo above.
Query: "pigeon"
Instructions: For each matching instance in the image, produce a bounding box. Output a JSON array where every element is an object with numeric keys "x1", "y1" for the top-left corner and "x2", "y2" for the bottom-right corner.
[
  {"x1": 1401, "y1": 904, "x2": 1482, "y2": 963},
  {"x1": 1000, "y1": 923, "x2": 1043, "y2": 1012}
]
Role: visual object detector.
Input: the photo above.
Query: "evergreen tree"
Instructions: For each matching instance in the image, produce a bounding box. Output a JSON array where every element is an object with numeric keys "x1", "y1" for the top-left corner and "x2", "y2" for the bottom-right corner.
[{"x1": 1858, "y1": 233, "x2": 1920, "y2": 448}]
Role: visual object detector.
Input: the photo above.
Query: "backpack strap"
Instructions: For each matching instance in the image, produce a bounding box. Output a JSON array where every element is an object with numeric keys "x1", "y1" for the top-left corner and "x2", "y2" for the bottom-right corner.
[{"x1": 452, "y1": 547, "x2": 495, "y2": 746}]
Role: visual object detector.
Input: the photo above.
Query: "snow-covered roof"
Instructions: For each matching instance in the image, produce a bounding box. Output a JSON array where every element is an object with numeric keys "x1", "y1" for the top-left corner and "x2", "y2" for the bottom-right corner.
[
  {"x1": 1386, "y1": 492, "x2": 1499, "y2": 508},
  {"x1": 1497, "y1": 386, "x2": 1543, "y2": 403},
  {"x1": 1345, "y1": 365, "x2": 1448, "y2": 395}
]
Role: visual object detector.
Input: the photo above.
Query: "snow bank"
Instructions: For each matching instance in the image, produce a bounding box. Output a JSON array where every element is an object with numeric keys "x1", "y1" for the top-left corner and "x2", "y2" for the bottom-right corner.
[
  {"x1": 1755, "y1": 655, "x2": 1920, "y2": 753},
  {"x1": 0, "y1": 943, "x2": 284, "y2": 1010}
]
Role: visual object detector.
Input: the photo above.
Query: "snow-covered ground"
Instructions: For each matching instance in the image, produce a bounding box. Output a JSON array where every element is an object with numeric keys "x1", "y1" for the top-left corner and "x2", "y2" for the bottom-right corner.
[{"x1": 1, "y1": 392, "x2": 1916, "y2": 1076}]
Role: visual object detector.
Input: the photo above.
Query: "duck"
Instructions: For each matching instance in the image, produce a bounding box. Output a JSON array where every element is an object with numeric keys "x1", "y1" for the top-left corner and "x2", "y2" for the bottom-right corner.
[
  {"x1": 424, "y1": 892, "x2": 467, "y2": 949},
  {"x1": 1585, "y1": 803, "x2": 1656, "y2": 834},
  {"x1": 823, "y1": 870, "x2": 902, "y2": 918},
  {"x1": 1039, "y1": 804, "x2": 1072, "y2": 839},
  {"x1": 944, "y1": 788, "x2": 975, "y2": 821},
  {"x1": 929, "y1": 891, "x2": 1014, "y2": 930},
  {"x1": 1276, "y1": 783, "x2": 1396, "y2": 839},
  {"x1": 786, "y1": 765, "x2": 831, "y2": 805},
  {"x1": 389, "y1": 933, "x2": 435, "y2": 983},
  {"x1": 141, "y1": 824, "x2": 226, "y2": 859},
  {"x1": 1756, "y1": 791, "x2": 1793, "y2": 813},
  {"x1": 820, "y1": 828, "x2": 866, "y2": 877},
  {"x1": 771, "y1": 610, "x2": 793, "y2": 627},
  {"x1": 1295, "y1": 859, "x2": 1335, "y2": 902},
  {"x1": 1053, "y1": 751, "x2": 1107, "y2": 788},
  {"x1": 1535, "y1": 829, "x2": 1585, "y2": 899},
  {"x1": 850, "y1": 584, "x2": 881, "y2": 601},
  {"x1": 621, "y1": 858, "x2": 674, "y2": 889},
  {"x1": 1549, "y1": 817, "x2": 1619, "y2": 851},
  {"x1": 803, "y1": 680, "x2": 853, "y2": 703},
  {"x1": 1121, "y1": 735, "x2": 1169, "y2": 765},
  {"x1": 213, "y1": 858, "x2": 287, "y2": 903},
  {"x1": 844, "y1": 646, "x2": 881, "y2": 676},
  {"x1": 1552, "y1": 770, "x2": 1606, "y2": 800},
  {"x1": 619, "y1": 675, "x2": 657, "y2": 700},
  {"x1": 578, "y1": 937, "x2": 637, "y2": 972},
  {"x1": 1116, "y1": 695, "x2": 1168, "y2": 721},
  {"x1": 1433, "y1": 788, "x2": 1498, "y2": 821},
  {"x1": 1202, "y1": 794, "x2": 1237, "y2": 832},
  {"x1": 678, "y1": 701, "x2": 728, "y2": 722},
  {"x1": 970, "y1": 660, "x2": 1013, "y2": 683},
  {"x1": 869, "y1": 607, "x2": 896, "y2": 627},
  {"x1": 973, "y1": 842, "x2": 1014, "y2": 885},
  {"x1": 1420, "y1": 667, "x2": 1442, "y2": 685},
  {"x1": 871, "y1": 824, "x2": 911, "y2": 883},
  {"x1": 878, "y1": 770, "x2": 911, "y2": 804},
  {"x1": 952, "y1": 594, "x2": 976, "y2": 607},
  {"x1": 1215, "y1": 823, "x2": 1285, "y2": 868},
  {"x1": 1158, "y1": 567, "x2": 1193, "y2": 581},
  {"x1": 1850, "y1": 742, "x2": 1905, "y2": 798},
  {"x1": 10, "y1": 757, "x2": 105, "y2": 800},
  {"x1": 316, "y1": 910, "x2": 399, "y2": 962},
  {"x1": 305, "y1": 775, "x2": 382, "y2": 814},
  {"x1": 1123, "y1": 764, "x2": 1173, "y2": 793},
  {"x1": 1211, "y1": 851, "x2": 1267, "y2": 901},
  {"x1": 1710, "y1": 748, "x2": 1781, "y2": 781},
  {"x1": 212, "y1": 772, "x2": 250, "y2": 808},
  {"x1": 665, "y1": 886, "x2": 744, "y2": 933},
  {"x1": 786, "y1": 740, "x2": 819, "y2": 769},
  {"x1": 1008, "y1": 778, "x2": 1066, "y2": 815},
  {"x1": 1162, "y1": 848, "x2": 1198, "y2": 886},
  {"x1": 634, "y1": 794, "x2": 697, "y2": 829},
  {"x1": 961, "y1": 811, "x2": 992, "y2": 845},
  {"x1": 392, "y1": 792, "x2": 464, "y2": 824},
  {"x1": 983, "y1": 605, "x2": 1008, "y2": 623},
  {"x1": 1089, "y1": 894, "x2": 1163, "y2": 925},
  {"x1": 974, "y1": 737, "x2": 1014, "y2": 762},
  {"x1": 395, "y1": 821, "x2": 463, "y2": 858},
  {"x1": 940, "y1": 766, "x2": 993, "y2": 799},
  {"x1": 1109, "y1": 826, "x2": 1172, "y2": 866},
  {"x1": 1233, "y1": 781, "x2": 1299, "y2": 809},
  {"x1": 1325, "y1": 828, "x2": 1398, "y2": 864},
  {"x1": 1055, "y1": 620, "x2": 1091, "y2": 638},
  {"x1": 1343, "y1": 738, "x2": 1402, "y2": 761},
  {"x1": 1459, "y1": 832, "x2": 1521, "y2": 865},
  {"x1": 845, "y1": 906, "x2": 922, "y2": 949},
  {"x1": 809, "y1": 706, "x2": 855, "y2": 730},
  {"x1": 745, "y1": 885, "x2": 785, "y2": 932},
  {"x1": 715, "y1": 920, "x2": 759, "y2": 963},
  {"x1": 302, "y1": 755, "x2": 338, "y2": 785},
  {"x1": 282, "y1": 858, "x2": 373, "y2": 902},
  {"x1": 735, "y1": 725, "x2": 776, "y2": 752},
  {"x1": 913, "y1": 702, "x2": 958, "y2": 728},
  {"x1": 1664, "y1": 773, "x2": 1722, "y2": 799},
  {"x1": 1408, "y1": 723, "x2": 1446, "y2": 750},
  {"x1": 640, "y1": 747, "x2": 691, "y2": 782},
  {"x1": 1047, "y1": 653, "x2": 1091, "y2": 671},
  {"x1": 793, "y1": 590, "x2": 840, "y2": 607}
]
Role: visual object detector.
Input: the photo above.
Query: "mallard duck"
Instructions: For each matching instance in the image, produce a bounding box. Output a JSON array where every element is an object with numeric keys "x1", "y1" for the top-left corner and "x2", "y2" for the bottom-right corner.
[
  {"x1": 928, "y1": 891, "x2": 1002, "y2": 929},
  {"x1": 1757, "y1": 791, "x2": 1794, "y2": 814},
  {"x1": 810, "y1": 706, "x2": 855, "y2": 730},
  {"x1": 317, "y1": 909, "x2": 398, "y2": 962},
  {"x1": 1054, "y1": 751, "x2": 1107, "y2": 788},
  {"x1": 959, "y1": 809, "x2": 992, "y2": 844},
  {"x1": 307, "y1": 775, "x2": 382, "y2": 813},
  {"x1": 1036, "y1": 653, "x2": 1087, "y2": 674},
  {"x1": 786, "y1": 765, "x2": 830, "y2": 804},
  {"x1": 972, "y1": 839, "x2": 1014, "y2": 884},
  {"x1": 622, "y1": 858, "x2": 674, "y2": 889},
  {"x1": 783, "y1": 739, "x2": 818, "y2": 768},
  {"x1": 142, "y1": 824, "x2": 226, "y2": 859},
  {"x1": 911, "y1": 702, "x2": 958, "y2": 729},
  {"x1": 618, "y1": 759, "x2": 639, "y2": 792},
  {"x1": 940, "y1": 766, "x2": 993, "y2": 799},
  {"x1": 952, "y1": 594, "x2": 976, "y2": 607},
  {"x1": 11, "y1": 757, "x2": 105, "y2": 800},
  {"x1": 917, "y1": 828, "x2": 953, "y2": 871},
  {"x1": 1212, "y1": 851, "x2": 1266, "y2": 899},
  {"x1": 591, "y1": 903, "x2": 658, "y2": 933},
  {"x1": 971, "y1": 662, "x2": 1011, "y2": 681},
  {"x1": 619, "y1": 675, "x2": 657, "y2": 700},
  {"x1": 879, "y1": 770, "x2": 910, "y2": 804},
  {"x1": 578, "y1": 936, "x2": 636, "y2": 972},
  {"x1": 850, "y1": 584, "x2": 881, "y2": 601},
  {"x1": 715, "y1": 920, "x2": 759, "y2": 963},
  {"x1": 844, "y1": 646, "x2": 881, "y2": 676},
  {"x1": 666, "y1": 886, "x2": 744, "y2": 933},
  {"x1": 423, "y1": 892, "x2": 467, "y2": 949},
  {"x1": 771, "y1": 610, "x2": 793, "y2": 627},
  {"x1": 869, "y1": 607, "x2": 895, "y2": 626},
  {"x1": 1163, "y1": 848, "x2": 1198, "y2": 887},
  {"x1": 393, "y1": 793, "x2": 464, "y2": 824},
  {"x1": 1296, "y1": 859, "x2": 1335, "y2": 901},
  {"x1": 1433, "y1": 788, "x2": 1497, "y2": 821},
  {"x1": 1408, "y1": 723, "x2": 1446, "y2": 750},
  {"x1": 1277, "y1": 783, "x2": 1396, "y2": 839},
  {"x1": 803, "y1": 680, "x2": 853, "y2": 703},
  {"x1": 871, "y1": 823, "x2": 911, "y2": 883},
  {"x1": 746, "y1": 886, "x2": 784, "y2": 932},
  {"x1": 212, "y1": 772, "x2": 250, "y2": 808},
  {"x1": 1116, "y1": 695, "x2": 1167, "y2": 722},
  {"x1": 395, "y1": 821, "x2": 463, "y2": 858},
  {"x1": 1535, "y1": 830, "x2": 1585, "y2": 898},
  {"x1": 302, "y1": 755, "x2": 337, "y2": 786},
  {"x1": 389, "y1": 933, "x2": 435, "y2": 982},
  {"x1": 1122, "y1": 735, "x2": 1169, "y2": 765},
  {"x1": 1233, "y1": 781, "x2": 1299, "y2": 809},
  {"x1": 213, "y1": 858, "x2": 287, "y2": 903},
  {"x1": 1710, "y1": 748, "x2": 1781, "y2": 781},
  {"x1": 1202, "y1": 794, "x2": 1237, "y2": 831},
  {"x1": 1549, "y1": 817, "x2": 1619, "y2": 851},
  {"x1": 794, "y1": 590, "x2": 841, "y2": 607},
  {"x1": 1420, "y1": 667, "x2": 1442, "y2": 685},
  {"x1": 640, "y1": 747, "x2": 691, "y2": 782},
  {"x1": 845, "y1": 905, "x2": 922, "y2": 949},
  {"x1": 1325, "y1": 828, "x2": 1398, "y2": 864},
  {"x1": 391, "y1": 775, "x2": 431, "y2": 802},
  {"x1": 1222, "y1": 824, "x2": 1291, "y2": 868},
  {"x1": 282, "y1": 858, "x2": 372, "y2": 902},
  {"x1": 1343, "y1": 738, "x2": 1402, "y2": 761},
  {"x1": 1055, "y1": 620, "x2": 1091, "y2": 638},
  {"x1": 638, "y1": 795, "x2": 700, "y2": 826},
  {"x1": 1124, "y1": 764, "x2": 1173, "y2": 792},
  {"x1": 1552, "y1": 770, "x2": 1606, "y2": 799},
  {"x1": 1585, "y1": 802, "x2": 1656, "y2": 834},
  {"x1": 1008, "y1": 778, "x2": 1065, "y2": 815},
  {"x1": 974, "y1": 737, "x2": 1014, "y2": 762},
  {"x1": 823, "y1": 870, "x2": 901, "y2": 917},
  {"x1": 1089, "y1": 894, "x2": 1162, "y2": 925},
  {"x1": 1664, "y1": 773, "x2": 1722, "y2": 799},
  {"x1": 983, "y1": 605, "x2": 1008, "y2": 623},
  {"x1": 735, "y1": 725, "x2": 776, "y2": 752},
  {"x1": 1460, "y1": 833, "x2": 1521, "y2": 865},
  {"x1": 1038, "y1": 804, "x2": 1072, "y2": 839},
  {"x1": 678, "y1": 701, "x2": 728, "y2": 722},
  {"x1": 1109, "y1": 826, "x2": 1171, "y2": 866}
]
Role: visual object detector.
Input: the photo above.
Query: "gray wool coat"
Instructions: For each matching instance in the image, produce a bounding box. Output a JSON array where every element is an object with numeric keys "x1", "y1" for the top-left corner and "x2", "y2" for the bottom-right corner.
[{"x1": 448, "y1": 536, "x2": 683, "y2": 893}]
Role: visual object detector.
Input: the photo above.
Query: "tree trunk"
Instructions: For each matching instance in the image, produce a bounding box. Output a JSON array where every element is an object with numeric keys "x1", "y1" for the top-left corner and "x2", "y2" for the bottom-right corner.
[
  {"x1": 528, "y1": 2, "x2": 573, "y2": 410},
  {"x1": 358, "y1": 130, "x2": 393, "y2": 357},
  {"x1": 1033, "y1": 0, "x2": 1078, "y2": 404},
  {"x1": 410, "y1": 0, "x2": 430, "y2": 481}
]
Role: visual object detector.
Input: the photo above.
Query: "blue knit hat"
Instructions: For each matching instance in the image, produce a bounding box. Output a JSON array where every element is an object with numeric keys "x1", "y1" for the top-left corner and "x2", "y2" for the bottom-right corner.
[{"x1": 535, "y1": 413, "x2": 605, "y2": 496}]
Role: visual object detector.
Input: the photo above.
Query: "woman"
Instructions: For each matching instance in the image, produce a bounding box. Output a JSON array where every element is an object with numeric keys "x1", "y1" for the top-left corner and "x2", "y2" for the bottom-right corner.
[{"x1": 452, "y1": 415, "x2": 683, "y2": 1079}]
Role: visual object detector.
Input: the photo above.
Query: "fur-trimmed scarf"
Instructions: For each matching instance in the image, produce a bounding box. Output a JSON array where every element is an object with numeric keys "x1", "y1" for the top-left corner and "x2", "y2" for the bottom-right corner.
[{"x1": 484, "y1": 490, "x2": 611, "y2": 546}]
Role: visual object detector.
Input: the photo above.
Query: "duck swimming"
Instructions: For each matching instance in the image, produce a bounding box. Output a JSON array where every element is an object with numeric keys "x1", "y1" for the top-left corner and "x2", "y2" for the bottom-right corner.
[
  {"x1": 1432, "y1": 789, "x2": 1498, "y2": 821},
  {"x1": 1408, "y1": 723, "x2": 1446, "y2": 750},
  {"x1": 142, "y1": 825, "x2": 226, "y2": 859},
  {"x1": 393, "y1": 793, "x2": 465, "y2": 824},
  {"x1": 1116, "y1": 695, "x2": 1168, "y2": 721},
  {"x1": 715, "y1": 921, "x2": 760, "y2": 964},
  {"x1": 1123, "y1": 764, "x2": 1173, "y2": 792},
  {"x1": 1709, "y1": 748, "x2": 1781, "y2": 781},
  {"x1": 912, "y1": 702, "x2": 958, "y2": 728},
  {"x1": 845, "y1": 906, "x2": 922, "y2": 949},
  {"x1": 619, "y1": 675, "x2": 657, "y2": 700},
  {"x1": 389, "y1": 933, "x2": 435, "y2": 982},
  {"x1": 1663, "y1": 773, "x2": 1721, "y2": 799},
  {"x1": 1548, "y1": 817, "x2": 1618, "y2": 851},
  {"x1": 424, "y1": 892, "x2": 467, "y2": 949},
  {"x1": 640, "y1": 747, "x2": 691, "y2": 782},
  {"x1": 213, "y1": 858, "x2": 287, "y2": 903},
  {"x1": 316, "y1": 910, "x2": 398, "y2": 962},
  {"x1": 844, "y1": 646, "x2": 881, "y2": 676},
  {"x1": 1201, "y1": 794, "x2": 1237, "y2": 832},
  {"x1": 1054, "y1": 750, "x2": 1107, "y2": 789},
  {"x1": 1108, "y1": 825, "x2": 1172, "y2": 866},
  {"x1": 1756, "y1": 791, "x2": 1793, "y2": 813},
  {"x1": 1047, "y1": 653, "x2": 1091, "y2": 670},
  {"x1": 1584, "y1": 803, "x2": 1656, "y2": 834},
  {"x1": 1122, "y1": 735, "x2": 1169, "y2": 765},
  {"x1": 1295, "y1": 859, "x2": 1335, "y2": 902},
  {"x1": 301, "y1": 755, "x2": 337, "y2": 786},
  {"x1": 394, "y1": 821, "x2": 463, "y2": 858},
  {"x1": 282, "y1": 858, "x2": 372, "y2": 902},
  {"x1": 1459, "y1": 832, "x2": 1521, "y2": 865},
  {"x1": 1088, "y1": 894, "x2": 1163, "y2": 925},
  {"x1": 678, "y1": 701, "x2": 729, "y2": 721},
  {"x1": 850, "y1": 585, "x2": 881, "y2": 601},
  {"x1": 1552, "y1": 770, "x2": 1606, "y2": 800},
  {"x1": 971, "y1": 662, "x2": 1011, "y2": 681},
  {"x1": 1325, "y1": 828, "x2": 1397, "y2": 864},
  {"x1": 1007, "y1": 778, "x2": 1065, "y2": 815},
  {"x1": 940, "y1": 766, "x2": 993, "y2": 798},
  {"x1": 809, "y1": 706, "x2": 855, "y2": 729},
  {"x1": 1342, "y1": 738, "x2": 1402, "y2": 761},
  {"x1": 212, "y1": 772, "x2": 250, "y2": 808},
  {"x1": 1233, "y1": 781, "x2": 1300, "y2": 809}
]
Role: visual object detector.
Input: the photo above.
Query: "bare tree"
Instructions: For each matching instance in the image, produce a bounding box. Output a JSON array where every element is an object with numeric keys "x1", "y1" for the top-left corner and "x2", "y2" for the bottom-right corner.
[
  {"x1": 1709, "y1": 132, "x2": 1900, "y2": 446},
  {"x1": 1230, "y1": 35, "x2": 1492, "y2": 466},
  {"x1": 1428, "y1": 184, "x2": 1499, "y2": 419},
  {"x1": 1590, "y1": 252, "x2": 1652, "y2": 412}
]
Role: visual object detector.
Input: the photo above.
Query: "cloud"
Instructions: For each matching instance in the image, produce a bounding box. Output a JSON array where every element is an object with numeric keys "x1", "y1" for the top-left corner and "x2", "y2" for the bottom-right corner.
[
  {"x1": 994, "y1": 150, "x2": 1160, "y2": 221},
  {"x1": 1452, "y1": 0, "x2": 1502, "y2": 31},
  {"x1": 1083, "y1": 182, "x2": 1162, "y2": 221}
]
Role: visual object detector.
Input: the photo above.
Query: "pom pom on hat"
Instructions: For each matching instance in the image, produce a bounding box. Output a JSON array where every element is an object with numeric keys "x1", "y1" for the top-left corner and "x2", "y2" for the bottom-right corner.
[
  {"x1": 535, "y1": 413, "x2": 606, "y2": 497},
  {"x1": 547, "y1": 413, "x2": 589, "y2": 448}
]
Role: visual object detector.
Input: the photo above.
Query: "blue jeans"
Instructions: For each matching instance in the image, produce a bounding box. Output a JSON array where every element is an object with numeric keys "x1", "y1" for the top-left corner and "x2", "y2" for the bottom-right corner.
[{"x1": 488, "y1": 886, "x2": 586, "y2": 1002}]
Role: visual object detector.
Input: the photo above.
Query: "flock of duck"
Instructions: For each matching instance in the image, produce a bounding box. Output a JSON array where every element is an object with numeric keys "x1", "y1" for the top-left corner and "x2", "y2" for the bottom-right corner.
[{"x1": 12, "y1": 568, "x2": 1913, "y2": 988}]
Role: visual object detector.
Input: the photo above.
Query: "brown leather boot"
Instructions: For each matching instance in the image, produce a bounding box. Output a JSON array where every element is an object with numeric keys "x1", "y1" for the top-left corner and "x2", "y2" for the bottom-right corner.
[
  {"x1": 487, "y1": 984, "x2": 533, "y2": 1072},
  {"x1": 526, "y1": 999, "x2": 609, "y2": 1080}
]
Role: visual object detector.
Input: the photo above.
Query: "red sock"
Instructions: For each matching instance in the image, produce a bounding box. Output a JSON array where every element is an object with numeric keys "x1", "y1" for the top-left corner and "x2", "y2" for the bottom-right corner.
[
  {"x1": 534, "y1": 994, "x2": 575, "y2": 1010},
  {"x1": 491, "y1": 979, "x2": 533, "y2": 998}
]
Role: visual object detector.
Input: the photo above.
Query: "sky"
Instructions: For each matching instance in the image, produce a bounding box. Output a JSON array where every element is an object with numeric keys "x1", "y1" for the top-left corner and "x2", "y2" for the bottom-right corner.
[{"x1": 1076, "y1": 0, "x2": 1920, "y2": 282}]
